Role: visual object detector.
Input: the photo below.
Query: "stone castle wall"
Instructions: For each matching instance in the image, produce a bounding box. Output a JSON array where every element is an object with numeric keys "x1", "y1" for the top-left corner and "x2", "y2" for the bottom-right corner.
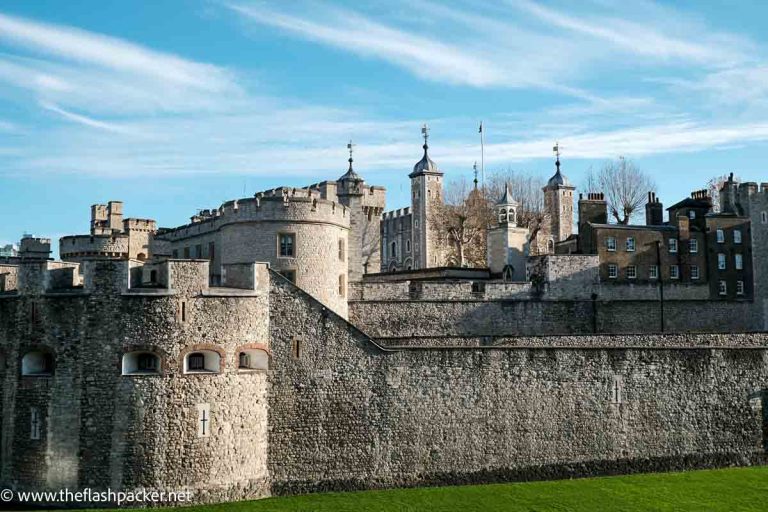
[
  {"x1": 349, "y1": 298, "x2": 757, "y2": 338},
  {"x1": 59, "y1": 234, "x2": 129, "y2": 261},
  {"x1": 268, "y1": 275, "x2": 768, "y2": 495},
  {"x1": 0, "y1": 260, "x2": 271, "y2": 505},
  {"x1": 159, "y1": 195, "x2": 350, "y2": 317},
  {"x1": 2, "y1": 259, "x2": 768, "y2": 507}
]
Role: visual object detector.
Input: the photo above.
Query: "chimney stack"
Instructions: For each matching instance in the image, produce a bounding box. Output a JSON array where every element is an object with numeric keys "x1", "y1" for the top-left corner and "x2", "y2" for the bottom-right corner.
[{"x1": 645, "y1": 192, "x2": 663, "y2": 226}]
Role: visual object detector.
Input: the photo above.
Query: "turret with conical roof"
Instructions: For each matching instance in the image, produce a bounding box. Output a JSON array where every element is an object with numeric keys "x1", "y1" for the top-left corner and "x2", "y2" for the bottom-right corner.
[
  {"x1": 496, "y1": 183, "x2": 519, "y2": 226},
  {"x1": 542, "y1": 142, "x2": 575, "y2": 252},
  {"x1": 410, "y1": 124, "x2": 443, "y2": 269},
  {"x1": 487, "y1": 183, "x2": 528, "y2": 280}
]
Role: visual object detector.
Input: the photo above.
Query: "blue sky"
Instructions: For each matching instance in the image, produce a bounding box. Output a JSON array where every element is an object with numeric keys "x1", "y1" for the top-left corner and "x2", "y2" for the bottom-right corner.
[{"x1": 2, "y1": 0, "x2": 768, "y2": 252}]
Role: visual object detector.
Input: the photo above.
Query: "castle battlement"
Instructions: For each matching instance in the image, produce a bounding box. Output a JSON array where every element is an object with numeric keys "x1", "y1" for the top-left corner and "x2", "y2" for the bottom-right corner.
[
  {"x1": 383, "y1": 207, "x2": 411, "y2": 220},
  {"x1": 164, "y1": 193, "x2": 350, "y2": 241},
  {"x1": 60, "y1": 233, "x2": 130, "y2": 259},
  {"x1": 0, "y1": 259, "x2": 269, "y2": 297}
]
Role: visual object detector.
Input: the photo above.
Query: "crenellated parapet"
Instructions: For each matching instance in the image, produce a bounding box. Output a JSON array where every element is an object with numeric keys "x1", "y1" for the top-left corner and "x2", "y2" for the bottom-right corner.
[{"x1": 164, "y1": 193, "x2": 350, "y2": 241}]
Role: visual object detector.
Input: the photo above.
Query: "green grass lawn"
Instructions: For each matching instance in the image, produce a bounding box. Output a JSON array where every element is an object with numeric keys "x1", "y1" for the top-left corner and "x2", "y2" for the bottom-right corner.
[{"x1": 92, "y1": 466, "x2": 768, "y2": 512}]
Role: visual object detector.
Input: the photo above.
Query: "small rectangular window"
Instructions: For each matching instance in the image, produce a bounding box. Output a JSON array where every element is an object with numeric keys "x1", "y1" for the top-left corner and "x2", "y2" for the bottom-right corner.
[
  {"x1": 649, "y1": 265, "x2": 658, "y2": 279},
  {"x1": 279, "y1": 270, "x2": 296, "y2": 283},
  {"x1": 208, "y1": 242, "x2": 215, "y2": 261},
  {"x1": 670, "y1": 265, "x2": 679, "y2": 279},
  {"x1": 172, "y1": 249, "x2": 178, "y2": 258},
  {"x1": 762, "y1": 212, "x2": 768, "y2": 224},
  {"x1": 291, "y1": 338, "x2": 301, "y2": 359},
  {"x1": 737, "y1": 280, "x2": 745, "y2": 295},
  {"x1": 183, "y1": 247, "x2": 190, "y2": 259},
  {"x1": 626, "y1": 265, "x2": 637, "y2": 279},
  {"x1": 195, "y1": 244, "x2": 202, "y2": 258},
  {"x1": 689, "y1": 239, "x2": 698, "y2": 254},
  {"x1": 691, "y1": 265, "x2": 700, "y2": 280},
  {"x1": 735, "y1": 253, "x2": 743, "y2": 270},
  {"x1": 338, "y1": 238, "x2": 345, "y2": 261},
  {"x1": 688, "y1": 210, "x2": 696, "y2": 220},
  {"x1": 626, "y1": 238, "x2": 636, "y2": 252},
  {"x1": 719, "y1": 280, "x2": 727, "y2": 295},
  {"x1": 734, "y1": 230, "x2": 742, "y2": 244},
  {"x1": 338, "y1": 274, "x2": 346, "y2": 297},
  {"x1": 180, "y1": 300, "x2": 187, "y2": 323},
  {"x1": 716, "y1": 229, "x2": 725, "y2": 243},
  {"x1": 196, "y1": 403, "x2": 211, "y2": 438},
  {"x1": 30, "y1": 407, "x2": 41, "y2": 440},
  {"x1": 279, "y1": 233, "x2": 296, "y2": 257},
  {"x1": 718, "y1": 253, "x2": 726, "y2": 270},
  {"x1": 611, "y1": 376, "x2": 623, "y2": 405},
  {"x1": 606, "y1": 237, "x2": 616, "y2": 252},
  {"x1": 608, "y1": 264, "x2": 618, "y2": 279},
  {"x1": 668, "y1": 239, "x2": 678, "y2": 253}
]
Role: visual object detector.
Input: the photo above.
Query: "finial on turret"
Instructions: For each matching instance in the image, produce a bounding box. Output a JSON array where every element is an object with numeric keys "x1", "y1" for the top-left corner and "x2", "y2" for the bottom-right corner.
[
  {"x1": 347, "y1": 139, "x2": 355, "y2": 172},
  {"x1": 553, "y1": 141, "x2": 561, "y2": 172},
  {"x1": 421, "y1": 123, "x2": 429, "y2": 153}
]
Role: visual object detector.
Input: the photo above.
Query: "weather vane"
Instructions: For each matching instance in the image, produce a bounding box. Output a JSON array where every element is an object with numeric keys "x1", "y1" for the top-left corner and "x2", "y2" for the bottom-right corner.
[
  {"x1": 347, "y1": 139, "x2": 355, "y2": 170},
  {"x1": 421, "y1": 123, "x2": 429, "y2": 146}
]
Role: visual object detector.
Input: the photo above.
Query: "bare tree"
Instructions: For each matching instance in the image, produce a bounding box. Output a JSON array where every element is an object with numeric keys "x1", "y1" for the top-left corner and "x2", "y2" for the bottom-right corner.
[
  {"x1": 706, "y1": 173, "x2": 739, "y2": 213},
  {"x1": 430, "y1": 177, "x2": 493, "y2": 267},
  {"x1": 360, "y1": 210, "x2": 381, "y2": 274},
  {"x1": 582, "y1": 157, "x2": 655, "y2": 225}
]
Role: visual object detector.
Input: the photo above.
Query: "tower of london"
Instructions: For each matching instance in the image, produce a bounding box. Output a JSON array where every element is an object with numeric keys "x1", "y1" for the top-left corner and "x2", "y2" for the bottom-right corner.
[{"x1": 1, "y1": 131, "x2": 768, "y2": 507}]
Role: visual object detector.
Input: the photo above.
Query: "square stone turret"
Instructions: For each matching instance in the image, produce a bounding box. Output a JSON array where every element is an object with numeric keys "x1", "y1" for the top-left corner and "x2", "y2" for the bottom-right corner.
[{"x1": 487, "y1": 184, "x2": 529, "y2": 280}]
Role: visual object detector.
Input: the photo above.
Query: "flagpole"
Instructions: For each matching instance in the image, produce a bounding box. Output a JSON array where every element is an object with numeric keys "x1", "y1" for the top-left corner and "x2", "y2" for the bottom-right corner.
[{"x1": 479, "y1": 121, "x2": 485, "y2": 194}]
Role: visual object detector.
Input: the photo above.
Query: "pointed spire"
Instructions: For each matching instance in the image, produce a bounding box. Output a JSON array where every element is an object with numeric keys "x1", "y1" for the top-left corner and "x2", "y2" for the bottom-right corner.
[
  {"x1": 497, "y1": 182, "x2": 514, "y2": 205},
  {"x1": 410, "y1": 123, "x2": 441, "y2": 177},
  {"x1": 545, "y1": 141, "x2": 572, "y2": 189},
  {"x1": 347, "y1": 139, "x2": 355, "y2": 172},
  {"x1": 338, "y1": 139, "x2": 362, "y2": 182}
]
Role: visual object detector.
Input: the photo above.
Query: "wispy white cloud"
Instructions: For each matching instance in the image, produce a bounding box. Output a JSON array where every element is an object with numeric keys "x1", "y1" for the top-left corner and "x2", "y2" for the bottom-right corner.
[
  {"x1": 0, "y1": 12, "x2": 235, "y2": 91},
  {"x1": 512, "y1": 0, "x2": 753, "y2": 67},
  {"x1": 39, "y1": 101, "x2": 137, "y2": 135},
  {"x1": 0, "y1": 12, "x2": 244, "y2": 116},
  {"x1": 654, "y1": 66, "x2": 768, "y2": 108},
  {"x1": 227, "y1": 3, "x2": 506, "y2": 88}
]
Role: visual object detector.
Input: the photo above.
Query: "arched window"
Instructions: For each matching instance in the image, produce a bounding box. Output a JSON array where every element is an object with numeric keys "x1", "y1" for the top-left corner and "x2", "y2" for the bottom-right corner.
[
  {"x1": 238, "y1": 348, "x2": 269, "y2": 371},
  {"x1": 184, "y1": 350, "x2": 221, "y2": 374},
  {"x1": 122, "y1": 351, "x2": 161, "y2": 375},
  {"x1": 390, "y1": 241, "x2": 397, "y2": 258},
  {"x1": 137, "y1": 253, "x2": 147, "y2": 261},
  {"x1": 21, "y1": 350, "x2": 54, "y2": 377},
  {"x1": 498, "y1": 208, "x2": 507, "y2": 224},
  {"x1": 548, "y1": 239, "x2": 555, "y2": 253}
]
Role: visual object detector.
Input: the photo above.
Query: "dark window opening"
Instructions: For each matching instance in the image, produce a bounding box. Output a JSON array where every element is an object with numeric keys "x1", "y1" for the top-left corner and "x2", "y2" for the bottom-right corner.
[
  {"x1": 188, "y1": 353, "x2": 205, "y2": 371},
  {"x1": 137, "y1": 353, "x2": 159, "y2": 372},
  {"x1": 279, "y1": 234, "x2": 296, "y2": 257}
]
